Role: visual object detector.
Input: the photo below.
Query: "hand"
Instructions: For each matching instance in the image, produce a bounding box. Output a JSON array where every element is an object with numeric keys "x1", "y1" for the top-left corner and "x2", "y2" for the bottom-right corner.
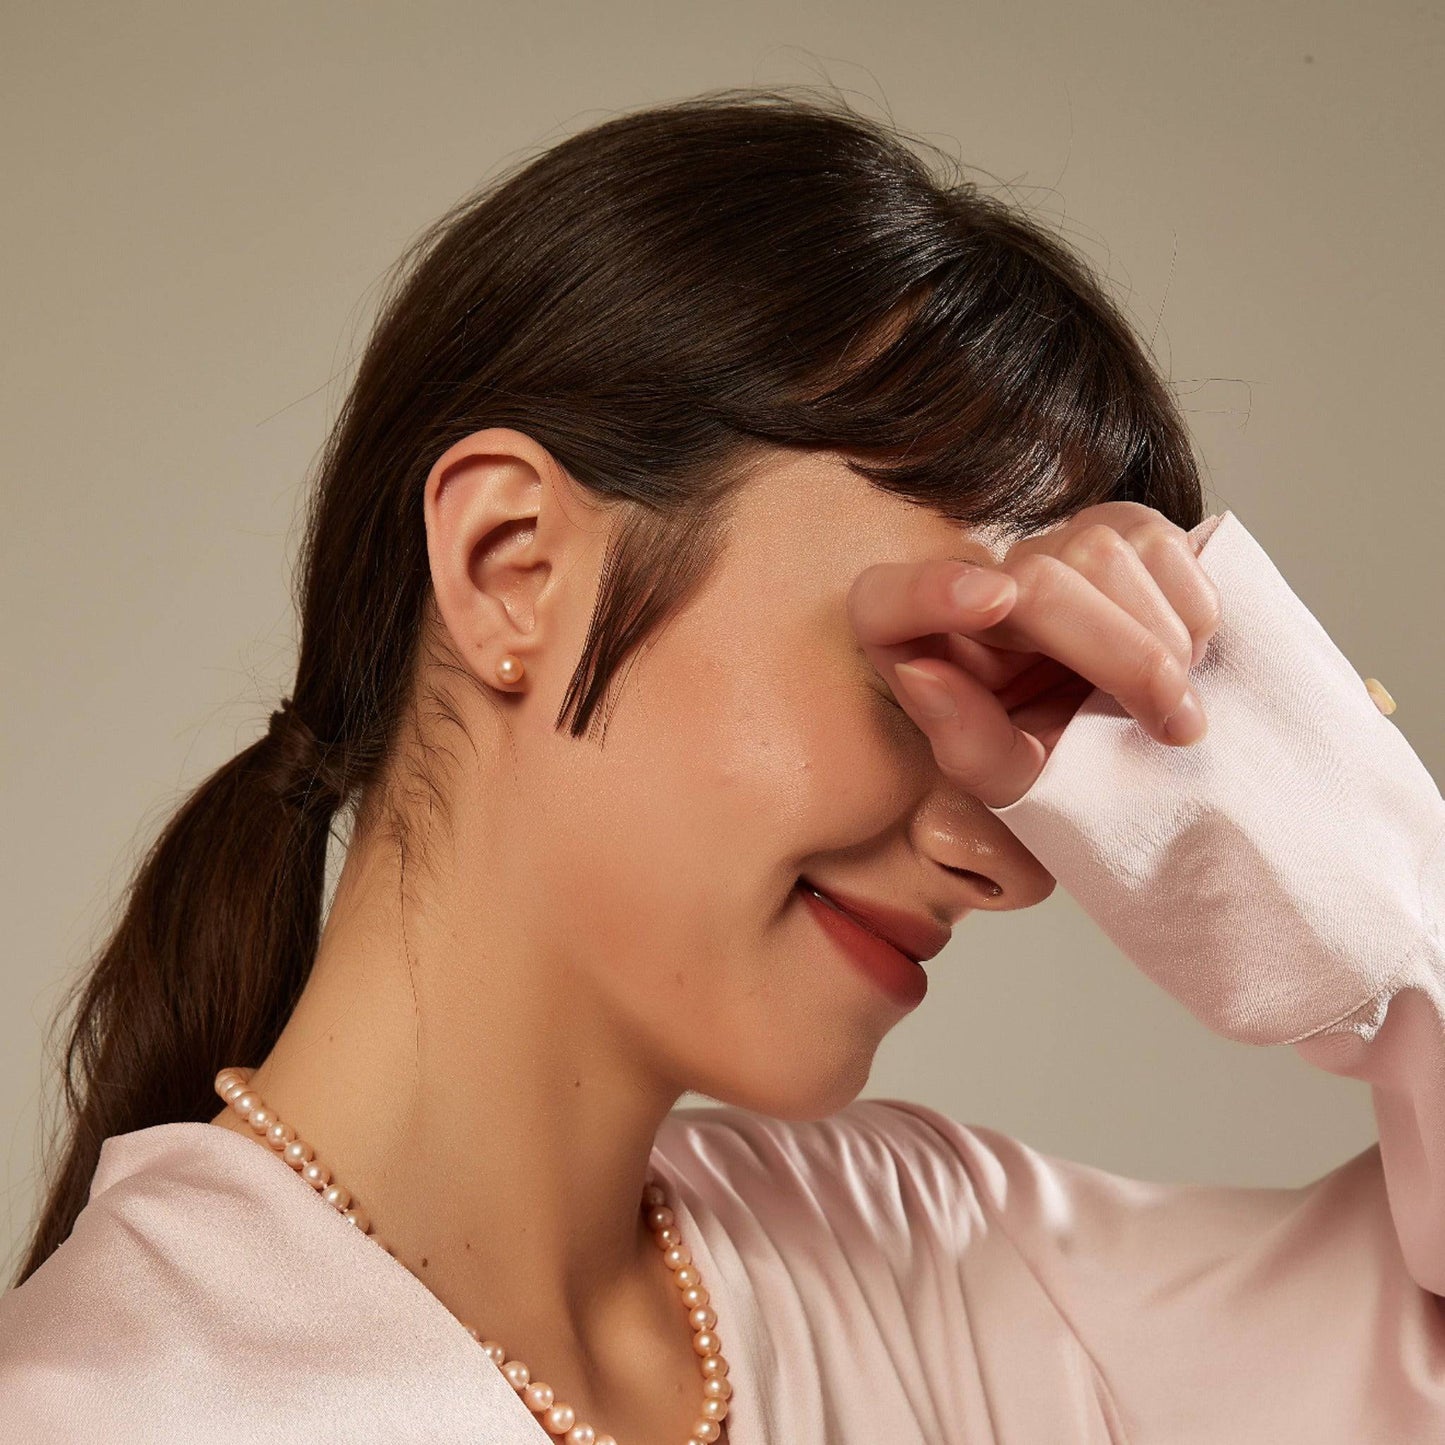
[{"x1": 846, "y1": 501, "x2": 1224, "y2": 809}]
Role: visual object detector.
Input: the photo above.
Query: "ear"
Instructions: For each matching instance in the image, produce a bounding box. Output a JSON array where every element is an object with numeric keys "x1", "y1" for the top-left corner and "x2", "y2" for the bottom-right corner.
[{"x1": 422, "y1": 427, "x2": 606, "y2": 693}]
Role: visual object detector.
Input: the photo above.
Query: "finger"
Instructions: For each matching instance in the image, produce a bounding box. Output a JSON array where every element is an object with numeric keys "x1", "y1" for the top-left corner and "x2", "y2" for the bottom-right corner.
[
  {"x1": 1120, "y1": 518, "x2": 1223, "y2": 668},
  {"x1": 993, "y1": 553, "x2": 1206, "y2": 746},
  {"x1": 891, "y1": 657, "x2": 1048, "y2": 808},
  {"x1": 1049, "y1": 522, "x2": 1196, "y2": 676},
  {"x1": 848, "y1": 558, "x2": 1018, "y2": 650}
]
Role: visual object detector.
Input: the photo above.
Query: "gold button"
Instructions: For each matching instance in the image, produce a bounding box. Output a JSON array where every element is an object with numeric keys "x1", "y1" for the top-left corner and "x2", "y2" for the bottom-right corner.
[{"x1": 1364, "y1": 677, "x2": 1396, "y2": 715}]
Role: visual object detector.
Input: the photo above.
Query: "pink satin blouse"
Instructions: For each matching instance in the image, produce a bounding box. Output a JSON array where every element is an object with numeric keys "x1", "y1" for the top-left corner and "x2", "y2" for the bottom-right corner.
[{"x1": 3, "y1": 509, "x2": 1442, "y2": 1442}]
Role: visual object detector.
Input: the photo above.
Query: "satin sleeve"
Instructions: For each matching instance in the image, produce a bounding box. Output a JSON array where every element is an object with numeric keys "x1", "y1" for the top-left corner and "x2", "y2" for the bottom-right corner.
[{"x1": 976, "y1": 507, "x2": 1445, "y2": 1299}]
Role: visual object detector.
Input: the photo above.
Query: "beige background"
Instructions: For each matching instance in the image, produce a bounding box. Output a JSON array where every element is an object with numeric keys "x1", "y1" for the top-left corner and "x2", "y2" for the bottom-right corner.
[{"x1": 4, "y1": 2, "x2": 1442, "y2": 1274}]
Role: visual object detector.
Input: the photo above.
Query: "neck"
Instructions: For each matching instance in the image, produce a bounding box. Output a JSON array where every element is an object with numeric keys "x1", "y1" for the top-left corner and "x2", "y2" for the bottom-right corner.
[{"x1": 209, "y1": 819, "x2": 687, "y2": 1351}]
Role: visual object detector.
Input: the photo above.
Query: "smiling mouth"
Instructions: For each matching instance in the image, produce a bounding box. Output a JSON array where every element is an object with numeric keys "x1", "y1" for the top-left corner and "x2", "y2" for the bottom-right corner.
[{"x1": 794, "y1": 877, "x2": 922, "y2": 964}]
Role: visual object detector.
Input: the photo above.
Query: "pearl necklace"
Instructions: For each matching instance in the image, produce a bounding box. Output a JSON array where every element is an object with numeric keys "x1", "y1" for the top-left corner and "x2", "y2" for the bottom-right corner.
[{"x1": 212, "y1": 1067, "x2": 733, "y2": 1445}]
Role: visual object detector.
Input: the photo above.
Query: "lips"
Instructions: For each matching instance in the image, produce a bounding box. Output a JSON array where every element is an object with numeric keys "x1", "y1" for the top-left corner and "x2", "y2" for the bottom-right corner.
[{"x1": 796, "y1": 878, "x2": 951, "y2": 964}]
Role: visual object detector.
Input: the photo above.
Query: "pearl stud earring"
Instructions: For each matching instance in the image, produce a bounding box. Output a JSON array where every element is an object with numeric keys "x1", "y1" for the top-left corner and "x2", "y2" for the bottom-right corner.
[{"x1": 496, "y1": 654, "x2": 525, "y2": 685}]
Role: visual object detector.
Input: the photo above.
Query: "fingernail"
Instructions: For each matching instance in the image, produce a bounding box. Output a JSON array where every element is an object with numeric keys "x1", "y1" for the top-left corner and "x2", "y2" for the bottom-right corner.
[
  {"x1": 951, "y1": 568, "x2": 1013, "y2": 612},
  {"x1": 1164, "y1": 688, "x2": 1207, "y2": 744},
  {"x1": 894, "y1": 663, "x2": 957, "y2": 719}
]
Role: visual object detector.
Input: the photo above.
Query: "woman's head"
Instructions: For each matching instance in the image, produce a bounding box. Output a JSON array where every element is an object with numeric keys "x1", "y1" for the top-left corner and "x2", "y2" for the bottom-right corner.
[{"x1": 16, "y1": 86, "x2": 1201, "y2": 1285}]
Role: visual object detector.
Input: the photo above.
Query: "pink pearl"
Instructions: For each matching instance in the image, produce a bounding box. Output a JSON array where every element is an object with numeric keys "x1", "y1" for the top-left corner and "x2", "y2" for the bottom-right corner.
[
  {"x1": 283, "y1": 1139, "x2": 314, "y2": 1169},
  {"x1": 693, "y1": 1423, "x2": 721, "y2": 1443},
  {"x1": 302, "y1": 1161, "x2": 331, "y2": 1190},
  {"x1": 503, "y1": 1360, "x2": 531, "y2": 1390},
  {"x1": 647, "y1": 1205, "x2": 674, "y2": 1231},
  {"x1": 699, "y1": 1354, "x2": 727, "y2": 1378},
  {"x1": 663, "y1": 1244, "x2": 691, "y2": 1270},
  {"x1": 703, "y1": 1376, "x2": 732, "y2": 1400},
  {"x1": 674, "y1": 1265, "x2": 699, "y2": 1288},
  {"x1": 655, "y1": 1226, "x2": 681, "y2": 1249},
  {"x1": 231, "y1": 1091, "x2": 259, "y2": 1118},
  {"x1": 682, "y1": 1284, "x2": 709, "y2": 1309},
  {"x1": 266, "y1": 1121, "x2": 296, "y2": 1150},
  {"x1": 341, "y1": 1207, "x2": 371, "y2": 1232},
  {"x1": 564, "y1": 1425, "x2": 596, "y2": 1445},
  {"x1": 214, "y1": 1069, "x2": 242, "y2": 1093},
  {"x1": 322, "y1": 1184, "x2": 351, "y2": 1212},
  {"x1": 642, "y1": 1182, "x2": 666, "y2": 1208},
  {"x1": 478, "y1": 1340, "x2": 506, "y2": 1366},
  {"x1": 594, "y1": 1436, "x2": 618, "y2": 1445},
  {"x1": 688, "y1": 1305, "x2": 717, "y2": 1332},
  {"x1": 523, "y1": 1381, "x2": 554, "y2": 1413},
  {"x1": 700, "y1": 1397, "x2": 728, "y2": 1421},
  {"x1": 247, "y1": 1106, "x2": 274, "y2": 1133},
  {"x1": 691, "y1": 1330, "x2": 720, "y2": 1357},
  {"x1": 542, "y1": 1402, "x2": 576, "y2": 1433}
]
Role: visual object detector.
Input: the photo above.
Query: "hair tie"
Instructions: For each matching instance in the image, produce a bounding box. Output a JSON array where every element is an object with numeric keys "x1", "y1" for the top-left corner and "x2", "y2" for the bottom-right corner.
[{"x1": 264, "y1": 695, "x2": 346, "y2": 814}]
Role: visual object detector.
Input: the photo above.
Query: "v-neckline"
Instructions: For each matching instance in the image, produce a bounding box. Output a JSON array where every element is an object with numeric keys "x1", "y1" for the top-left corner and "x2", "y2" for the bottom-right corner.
[{"x1": 173, "y1": 1118, "x2": 757, "y2": 1445}]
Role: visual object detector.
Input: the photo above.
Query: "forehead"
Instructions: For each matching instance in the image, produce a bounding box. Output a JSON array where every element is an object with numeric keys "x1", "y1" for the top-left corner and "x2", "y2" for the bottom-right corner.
[{"x1": 723, "y1": 448, "x2": 1008, "y2": 584}]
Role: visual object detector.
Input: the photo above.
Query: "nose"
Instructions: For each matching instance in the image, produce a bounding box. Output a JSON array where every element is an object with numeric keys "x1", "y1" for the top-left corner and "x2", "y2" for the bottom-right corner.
[{"x1": 912, "y1": 789, "x2": 1057, "y2": 918}]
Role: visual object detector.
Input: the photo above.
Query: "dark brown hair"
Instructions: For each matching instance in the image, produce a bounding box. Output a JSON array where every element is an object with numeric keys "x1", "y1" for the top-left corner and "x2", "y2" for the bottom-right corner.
[{"x1": 12, "y1": 86, "x2": 1202, "y2": 1287}]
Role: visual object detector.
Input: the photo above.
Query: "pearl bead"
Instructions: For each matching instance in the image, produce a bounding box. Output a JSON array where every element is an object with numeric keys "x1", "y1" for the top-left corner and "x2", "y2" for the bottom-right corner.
[
  {"x1": 594, "y1": 1436, "x2": 618, "y2": 1445},
  {"x1": 674, "y1": 1264, "x2": 699, "y2": 1289},
  {"x1": 692, "y1": 1330, "x2": 720, "y2": 1357},
  {"x1": 302, "y1": 1161, "x2": 331, "y2": 1190},
  {"x1": 503, "y1": 1360, "x2": 531, "y2": 1390},
  {"x1": 656, "y1": 1226, "x2": 681, "y2": 1249},
  {"x1": 247, "y1": 1106, "x2": 274, "y2": 1133},
  {"x1": 543, "y1": 1401, "x2": 576, "y2": 1433},
  {"x1": 688, "y1": 1305, "x2": 717, "y2": 1332},
  {"x1": 479, "y1": 1340, "x2": 506, "y2": 1366},
  {"x1": 341, "y1": 1206, "x2": 371, "y2": 1232},
  {"x1": 564, "y1": 1425, "x2": 596, "y2": 1445},
  {"x1": 663, "y1": 1244, "x2": 691, "y2": 1270},
  {"x1": 699, "y1": 1353, "x2": 727, "y2": 1378},
  {"x1": 693, "y1": 1422, "x2": 721, "y2": 1443},
  {"x1": 322, "y1": 1184, "x2": 351, "y2": 1212},
  {"x1": 647, "y1": 1205, "x2": 674, "y2": 1230},
  {"x1": 523, "y1": 1381, "x2": 555, "y2": 1413},
  {"x1": 283, "y1": 1139, "x2": 314, "y2": 1169},
  {"x1": 700, "y1": 1396, "x2": 729, "y2": 1421},
  {"x1": 266, "y1": 1121, "x2": 296, "y2": 1150},
  {"x1": 231, "y1": 1090, "x2": 259, "y2": 1118},
  {"x1": 703, "y1": 1376, "x2": 732, "y2": 1400},
  {"x1": 642, "y1": 1182, "x2": 666, "y2": 1208},
  {"x1": 682, "y1": 1284, "x2": 709, "y2": 1308}
]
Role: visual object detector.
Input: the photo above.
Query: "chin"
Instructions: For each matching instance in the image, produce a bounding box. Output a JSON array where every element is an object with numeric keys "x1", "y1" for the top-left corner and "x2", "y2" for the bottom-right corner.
[{"x1": 685, "y1": 1045, "x2": 875, "y2": 1124}]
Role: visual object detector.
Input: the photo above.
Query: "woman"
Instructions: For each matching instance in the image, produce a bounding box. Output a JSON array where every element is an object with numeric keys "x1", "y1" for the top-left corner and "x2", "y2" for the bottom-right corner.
[{"x1": 2, "y1": 88, "x2": 1440, "y2": 1443}]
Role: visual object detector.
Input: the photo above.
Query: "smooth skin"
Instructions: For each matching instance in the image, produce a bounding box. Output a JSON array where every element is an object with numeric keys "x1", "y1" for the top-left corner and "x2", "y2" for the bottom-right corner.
[{"x1": 209, "y1": 433, "x2": 1224, "y2": 1445}]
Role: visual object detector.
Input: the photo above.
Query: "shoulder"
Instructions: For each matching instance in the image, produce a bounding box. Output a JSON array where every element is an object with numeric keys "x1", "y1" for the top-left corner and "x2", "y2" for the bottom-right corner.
[
  {"x1": 652, "y1": 1094, "x2": 1037, "y2": 1261},
  {"x1": 0, "y1": 1121, "x2": 469, "y2": 1441}
]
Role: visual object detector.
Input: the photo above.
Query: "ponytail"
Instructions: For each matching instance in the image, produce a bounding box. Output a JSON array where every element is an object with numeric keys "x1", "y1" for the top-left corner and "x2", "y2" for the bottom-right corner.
[{"x1": 11, "y1": 696, "x2": 348, "y2": 1287}]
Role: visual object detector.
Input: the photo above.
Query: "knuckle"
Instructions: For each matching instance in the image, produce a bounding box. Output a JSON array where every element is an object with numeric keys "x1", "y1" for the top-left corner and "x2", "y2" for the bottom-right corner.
[
  {"x1": 1059, "y1": 523, "x2": 1128, "y2": 570},
  {"x1": 1012, "y1": 551, "x2": 1070, "y2": 603},
  {"x1": 1131, "y1": 638, "x2": 1182, "y2": 696}
]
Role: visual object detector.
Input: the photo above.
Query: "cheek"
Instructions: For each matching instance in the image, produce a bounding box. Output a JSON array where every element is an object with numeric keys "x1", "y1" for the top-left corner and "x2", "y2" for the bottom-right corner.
[{"x1": 547, "y1": 657, "x2": 913, "y2": 939}]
